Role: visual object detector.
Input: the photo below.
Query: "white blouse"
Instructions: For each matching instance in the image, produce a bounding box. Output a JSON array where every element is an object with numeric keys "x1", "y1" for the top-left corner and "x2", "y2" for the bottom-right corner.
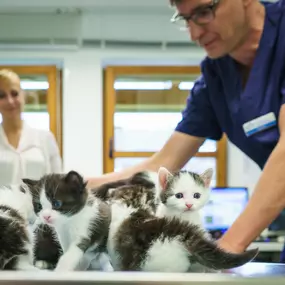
[{"x1": 0, "y1": 122, "x2": 62, "y2": 186}]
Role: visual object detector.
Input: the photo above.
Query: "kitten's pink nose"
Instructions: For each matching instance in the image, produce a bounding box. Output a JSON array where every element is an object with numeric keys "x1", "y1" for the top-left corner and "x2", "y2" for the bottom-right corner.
[
  {"x1": 43, "y1": 215, "x2": 51, "y2": 222},
  {"x1": 186, "y1": 203, "x2": 192, "y2": 209}
]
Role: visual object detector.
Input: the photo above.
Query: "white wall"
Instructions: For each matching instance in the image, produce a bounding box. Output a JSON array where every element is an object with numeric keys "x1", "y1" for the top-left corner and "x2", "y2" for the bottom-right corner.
[
  {"x1": 0, "y1": 47, "x2": 262, "y2": 194},
  {"x1": 227, "y1": 142, "x2": 261, "y2": 195}
]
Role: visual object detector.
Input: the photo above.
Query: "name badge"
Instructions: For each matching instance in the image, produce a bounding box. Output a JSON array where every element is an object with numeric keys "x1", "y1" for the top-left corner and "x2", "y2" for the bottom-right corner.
[{"x1": 242, "y1": 112, "x2": 277, "y2": 137}]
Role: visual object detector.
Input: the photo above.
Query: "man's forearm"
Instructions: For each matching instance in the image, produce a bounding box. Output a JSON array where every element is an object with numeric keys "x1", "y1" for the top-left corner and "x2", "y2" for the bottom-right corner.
[
  {"x1": 86, "y1": 156, "x2": 160, "y2": 189},
  {"x1": 87, "y1": 132, "x2": 205, "y2": 189},
  {"x1": 219, "y1": 143, "x2": 285, "y2": 253}
]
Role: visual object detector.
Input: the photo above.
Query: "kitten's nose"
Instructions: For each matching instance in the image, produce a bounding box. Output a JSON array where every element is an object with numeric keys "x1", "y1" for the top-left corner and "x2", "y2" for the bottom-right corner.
[
  {"x1": 186, "y1": 203, "x2": 192, "y2": 209},
  {"x1": 43, "y1": 215, "x2": 51, "y2": 222}
]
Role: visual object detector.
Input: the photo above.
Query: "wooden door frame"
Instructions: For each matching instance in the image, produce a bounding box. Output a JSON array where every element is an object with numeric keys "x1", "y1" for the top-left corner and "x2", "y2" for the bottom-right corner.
[
  {"x1": 103, "y1": 66, "x2": 227, "y2": 186},
  {"x1": 0, "y1": 65, "x2": 63, "y2": 156}
]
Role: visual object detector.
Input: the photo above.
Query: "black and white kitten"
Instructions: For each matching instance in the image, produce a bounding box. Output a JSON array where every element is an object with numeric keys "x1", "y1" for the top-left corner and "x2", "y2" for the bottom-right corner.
[
  {"x1": 23, "y1": 178, "x2": 63, "y2": 270},
  {"x1": 0, "y1": 184, "x2": 39, "y2": 271},
  {"x1": 28, "y1": 171, "x2": 112, "y2": 272},
  {"x1": 105, "y1": 189, "x2": 258, "y2": 272},
  {"x1": 152, "y1": 167, "x2": 212, "y2": 227},
  {"x1": 93, "y1": 167, "x2": 212, "y2": 227}
]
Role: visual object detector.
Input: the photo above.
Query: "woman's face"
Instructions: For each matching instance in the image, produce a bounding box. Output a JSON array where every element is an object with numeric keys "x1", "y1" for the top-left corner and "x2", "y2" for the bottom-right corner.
[{"x1": 0, "y1": 76, "x2": 24, "y2": 120}]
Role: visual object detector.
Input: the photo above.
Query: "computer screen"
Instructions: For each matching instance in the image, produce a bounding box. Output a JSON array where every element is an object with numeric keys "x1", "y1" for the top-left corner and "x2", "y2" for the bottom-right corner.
[
  {"x1": 201, "y1": 187, "x2": 249, "y2": 231},
  {"x1": 268, "y1": 209, "x2": 285, "y2": 232}
]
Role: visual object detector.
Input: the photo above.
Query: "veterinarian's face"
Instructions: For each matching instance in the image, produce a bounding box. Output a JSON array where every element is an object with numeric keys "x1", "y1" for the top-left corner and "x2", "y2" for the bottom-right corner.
[{"x1": 172, "y1": 0, "x2": 249, "y2": 58}]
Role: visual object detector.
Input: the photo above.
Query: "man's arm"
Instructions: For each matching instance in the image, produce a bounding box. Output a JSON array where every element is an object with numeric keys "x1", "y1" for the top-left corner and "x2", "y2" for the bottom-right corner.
[
  {"x1": 218, "y1": 104, "x2": 285, "y2": 253},
  {"x1": 87, "y1": 132, "x2": 205, "y2": 188}
]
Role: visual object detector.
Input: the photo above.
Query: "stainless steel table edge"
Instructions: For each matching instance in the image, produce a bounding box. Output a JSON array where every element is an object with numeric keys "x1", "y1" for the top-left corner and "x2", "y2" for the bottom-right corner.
[{"x1": 0, "y1": 270, "x2": 284, "y2": 285}]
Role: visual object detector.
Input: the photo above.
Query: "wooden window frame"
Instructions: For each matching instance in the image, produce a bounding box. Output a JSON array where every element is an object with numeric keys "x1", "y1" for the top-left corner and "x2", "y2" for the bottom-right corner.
[{"x1": 103, "y1": 66, "x2": 227, "y2": 186}]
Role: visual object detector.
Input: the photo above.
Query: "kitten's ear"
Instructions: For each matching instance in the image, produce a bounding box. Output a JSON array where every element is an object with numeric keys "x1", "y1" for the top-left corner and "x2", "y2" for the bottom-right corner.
[
  {"x1": 158, "y1": 167, "x2": 173, "y2": 191},
  {"x1": 65, "y1": 170, "x2": 86, "y2": 190},
  {"x1": 22, "y1": 178, "x2": 38, "y2": 188},
  {"x1": 200, "y1": 168, "x2": 213, "y2": 188}
]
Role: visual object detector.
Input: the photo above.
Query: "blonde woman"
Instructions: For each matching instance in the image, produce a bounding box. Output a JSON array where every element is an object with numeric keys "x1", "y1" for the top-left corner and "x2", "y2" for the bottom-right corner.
[
  {"x1": 0, "y1": 69, "x2": 63, "y2": 269},
  {"x1": 0, "y1": 69, "x2": 62, "y2": 185}
]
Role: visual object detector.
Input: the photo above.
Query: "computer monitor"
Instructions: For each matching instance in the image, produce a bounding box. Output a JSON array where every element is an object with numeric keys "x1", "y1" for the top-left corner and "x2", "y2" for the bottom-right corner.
[
  {"x1": 201, "y1": 187, "x2": 249, "y2": 232},
  {"x1": 268, "y1": 209, "x2": 285, "y2": 233}
]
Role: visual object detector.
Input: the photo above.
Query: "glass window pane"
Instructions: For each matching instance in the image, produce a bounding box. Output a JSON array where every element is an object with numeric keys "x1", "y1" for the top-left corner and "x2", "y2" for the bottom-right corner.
[
  {"x1": 0, "y1": 74, "x2": 49, "y2": 131},
  {"x1": 114, "y1": 112, "x2": 181, "y2": 152},
  {"x1": 114, "y1": 157, "x2": 147, "y2": 172},
  {"x1": 113, "y1": 73, "x2": 216, "y2": 153},
  {"x1": 115, "y1": 156, "x2": 217, "y2": 187}
]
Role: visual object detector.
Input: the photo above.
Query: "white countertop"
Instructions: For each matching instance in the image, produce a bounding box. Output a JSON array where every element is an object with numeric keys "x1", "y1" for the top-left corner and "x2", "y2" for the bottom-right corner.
[
  {"x1": 249, "y1": 242, "x2": 284, "y2": 252},
  {"x1": 0, "y1": 263, "x2": 284, "y2": 284}
]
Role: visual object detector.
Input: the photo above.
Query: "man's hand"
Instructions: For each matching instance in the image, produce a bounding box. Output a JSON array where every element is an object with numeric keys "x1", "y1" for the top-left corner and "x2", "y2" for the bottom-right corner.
[{"x1": 217, "y1": 237, "x2": 245, "y2": 254}]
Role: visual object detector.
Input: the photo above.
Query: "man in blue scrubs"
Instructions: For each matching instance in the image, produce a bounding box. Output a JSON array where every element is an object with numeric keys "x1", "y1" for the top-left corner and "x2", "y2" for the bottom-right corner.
[{"x1": 88, "y1": 0, "x2": 285, "y2": 255}]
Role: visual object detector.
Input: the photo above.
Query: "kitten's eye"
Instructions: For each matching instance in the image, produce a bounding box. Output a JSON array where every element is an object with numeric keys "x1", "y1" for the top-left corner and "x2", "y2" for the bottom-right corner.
[
  {"x1": 193, "y1": 193, "x2": 201, "y2": 199},
  {"x1": 175, "y1": 193, "x2": 184, "y2": 199},
  {"x1": 53, "y1": 200, "x2": 62, "y2": 209}
]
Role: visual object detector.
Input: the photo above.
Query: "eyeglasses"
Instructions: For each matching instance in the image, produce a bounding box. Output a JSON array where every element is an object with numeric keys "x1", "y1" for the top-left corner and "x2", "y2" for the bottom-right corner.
[{"x1": 170, "y1": 0, "x2": 220, "y2": 29}]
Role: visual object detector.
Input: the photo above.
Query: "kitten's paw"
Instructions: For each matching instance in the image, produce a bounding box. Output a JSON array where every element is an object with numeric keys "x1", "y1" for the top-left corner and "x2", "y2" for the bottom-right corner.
[
  {"x1": 54, "y1": 261, "x2": 76, "y2": 272},
  {"x1": 54, "y1": 265, "x2": 71, "y2": 272},
  {"x1": 35, "y1": 260, "x2": 52, "y2": 270},
  {"x1": 16, "y1": 255, "x2": 41, "y2": 271},
  {"x1": 102, "y1": 263, "x2": 114, "y2": 272},
  {"x1": 17, "y1": 264, "x2": 41, "y2": 271}
]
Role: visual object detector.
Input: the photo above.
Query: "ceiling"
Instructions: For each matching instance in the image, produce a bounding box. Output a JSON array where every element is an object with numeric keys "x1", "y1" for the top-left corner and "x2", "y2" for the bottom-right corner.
[
  {"x1": 0, "y1": 0, "x2": 279, "y2": 14},
  {"x1": 0, "y1": 0, "x2": 278, "y2": 50},
  {"x1": 0, "y1": 0, "x2": 171, "y2": 14}
]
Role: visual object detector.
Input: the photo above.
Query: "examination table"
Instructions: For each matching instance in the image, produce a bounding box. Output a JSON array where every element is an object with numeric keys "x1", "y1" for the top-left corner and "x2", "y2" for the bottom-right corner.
[{"x1": 0, "y1": 263, "x2": 285, "y2": 285}]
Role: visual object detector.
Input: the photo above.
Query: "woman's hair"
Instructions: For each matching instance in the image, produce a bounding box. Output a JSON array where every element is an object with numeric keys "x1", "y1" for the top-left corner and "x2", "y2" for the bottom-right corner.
[{"x1": 0, "y1": 69, "x2": 21, "y2": 86}]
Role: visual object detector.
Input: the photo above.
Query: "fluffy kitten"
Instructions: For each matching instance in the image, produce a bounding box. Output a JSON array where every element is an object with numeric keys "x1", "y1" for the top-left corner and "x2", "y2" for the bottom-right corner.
[
  {"x1": 154, "y1": 167, "x2": 212, "y2": 227},
  {"x1": 106, "y1": 191, "x2": 258, "y2": 272},
  {"x1": 94, "y1": 167, "x2": 212, "y2": 227},
  {"x1": 23, "y1": 178, "x2": 63, "y2": 270},
  {"x1": 28, "y1": 171, "x2": 112, "y2": 272},
  {"x1": 0, "y1": 184, "x2": 39, "y2": 271},
  {"x1": 95, "y1": 184, "x2": 157, "y2": 214}
]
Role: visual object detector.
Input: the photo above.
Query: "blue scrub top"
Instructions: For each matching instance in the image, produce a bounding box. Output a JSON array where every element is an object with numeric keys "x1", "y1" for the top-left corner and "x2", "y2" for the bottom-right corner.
[{"x1": 176, "y1": 0, "x2": 285, "y2": 169}]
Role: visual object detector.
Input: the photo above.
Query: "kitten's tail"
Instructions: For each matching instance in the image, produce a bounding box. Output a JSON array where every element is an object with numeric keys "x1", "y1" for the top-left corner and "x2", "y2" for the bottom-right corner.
[
  {"x1": 180, "y1": 223, "x2": 258, "y2": 270},
  {"x1": 130, "y1": 211, "x2": 258, "y2": 270},
  {"x1": 184, "y1": 231, "x2": 258, "y2": 270}
]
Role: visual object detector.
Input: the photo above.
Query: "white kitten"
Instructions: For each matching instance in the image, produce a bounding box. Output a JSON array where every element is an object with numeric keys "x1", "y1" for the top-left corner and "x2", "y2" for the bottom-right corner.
[{"x1": 144, "y1": 167, "x2": 212, "y2": 228}]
